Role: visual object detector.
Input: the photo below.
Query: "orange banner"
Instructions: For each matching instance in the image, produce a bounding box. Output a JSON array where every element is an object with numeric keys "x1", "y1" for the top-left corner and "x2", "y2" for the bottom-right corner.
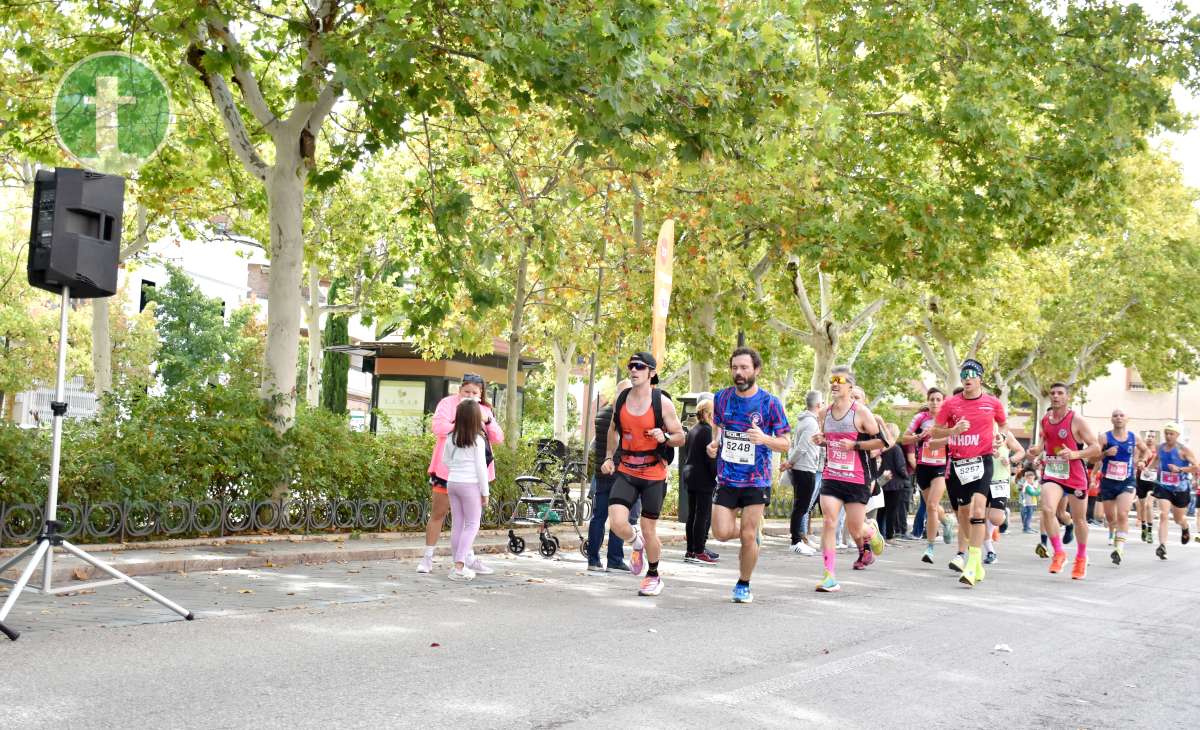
[{"x1": 652, "y1": 219, "x2": 675, "y2": 367}]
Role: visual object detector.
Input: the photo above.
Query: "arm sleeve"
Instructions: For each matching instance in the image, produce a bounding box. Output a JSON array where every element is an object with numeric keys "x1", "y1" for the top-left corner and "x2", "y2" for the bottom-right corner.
[
  {"x1": 474, "y1": 436, "x2": 490, "y2": 496},
  {"x1": 432, "y1": 397, "x2": 456, "y2": 437}
]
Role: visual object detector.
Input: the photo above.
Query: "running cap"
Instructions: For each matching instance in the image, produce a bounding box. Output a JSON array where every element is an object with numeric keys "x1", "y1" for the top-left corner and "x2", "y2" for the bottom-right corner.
[
  {"x1": 1163, "y1": 421, "x2": 1182, "y2": 434},
  {"x1": 960, "y1": 358, "x2": 985, "y2": 380},
  {"x1": 627, "y1": 352, "x2": 659, "y2": 385}
]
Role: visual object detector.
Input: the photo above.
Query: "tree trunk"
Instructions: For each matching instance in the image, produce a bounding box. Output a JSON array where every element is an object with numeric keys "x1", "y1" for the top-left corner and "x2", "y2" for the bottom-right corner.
[
  {"x1": 689, "y1": 299, "x2": 715, "y2": 392},
  {"x1": 304, "y1": 260, "x2": 322, "y2": 408},
  {"x1": 551, "y1": 341, "x2": 576, "y2": 443},
  {"x1": 504, "y1": 238, "x2": 531, "y2": 443},
  {"x1": 262, "y1": 156, "x2": 306, "y2": 431},
  {"x1": 810, "y1": 332, "x2": 837, "y2": 392},
  {"x1": 92, "y1": 298, "x2": 112, "y2": 396}
]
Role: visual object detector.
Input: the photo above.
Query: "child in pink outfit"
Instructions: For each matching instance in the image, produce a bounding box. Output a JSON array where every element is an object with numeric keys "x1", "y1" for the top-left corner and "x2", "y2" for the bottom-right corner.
[{"x1": 442, "y1": 399, "x2": 493, "y2": 581}]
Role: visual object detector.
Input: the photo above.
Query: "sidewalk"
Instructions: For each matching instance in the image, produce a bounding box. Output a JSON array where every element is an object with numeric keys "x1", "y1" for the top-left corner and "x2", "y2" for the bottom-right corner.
[{"x1": 1, "y1": 519, "x2": 717, "y2": 585}]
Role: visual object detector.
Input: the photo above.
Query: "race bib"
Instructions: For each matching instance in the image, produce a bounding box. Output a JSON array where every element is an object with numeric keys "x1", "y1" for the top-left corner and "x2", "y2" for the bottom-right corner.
[
  {"x1": 721, "y1": 431, "x2": 755, "y2": 466},
  {"x1": 990, "y1": 479, "x2": 1009, "y2": 499},
  {"x1": 953, "y1": 457, "x2": 984, "y2": 484},
  {"x1": 1140, "y1": 469, "x2": 1158, "y2": 482},
  {"x1": 1104, "y1": 461, "x2": 1130, "y2": 481},
  {"x1": 920, "y1": 441, "x2": 946, "y2": 465},
  {"x1": 826, "y1": 442, "x2": 856, "y2": 472},
  {"x1": 1161, "y1": 471, "x2": 1183, "y2": 488},
  {"x1": 1044, "y1": 457, "x2": 1070, "y2": 480}
]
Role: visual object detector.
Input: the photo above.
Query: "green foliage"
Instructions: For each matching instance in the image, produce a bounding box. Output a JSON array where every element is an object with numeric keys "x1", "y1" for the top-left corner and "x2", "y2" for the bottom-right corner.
[
  {"x1": 150, "y1": 264, "x2": 241, "y2": 388},
  {"x1": 320, "y1": 282, "x2": 350, "y2": 415}
]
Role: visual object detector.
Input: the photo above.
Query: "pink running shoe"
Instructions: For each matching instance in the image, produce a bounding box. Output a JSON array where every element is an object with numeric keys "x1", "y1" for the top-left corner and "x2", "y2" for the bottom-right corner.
[
  {"x1": 853, "y1": 546, "x2": 875, "y2": 570},
  {"x1": 638, "y1": 575, "x2": 663, "y2": 596},
  {"x1": 629, "y1": 528, "x2": 645, "y2": 576}
]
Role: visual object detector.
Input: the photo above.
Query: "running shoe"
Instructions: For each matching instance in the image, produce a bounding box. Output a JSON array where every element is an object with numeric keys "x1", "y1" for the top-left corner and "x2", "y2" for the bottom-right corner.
[
  {"x1": 1156, "y1": 544, "x2": 1167, "y2": 560},
  {"x1": 1071, "y1": 556, "x2": 1087, "y2": 580},
  {"x1": 983, "y1": 551, "x2": 998, "y2": 565},
  {"x1": 835, "y1": 541, "x2": 849, "y2": 549},
  {"x1": 466, "y1": 556, "x2": 495, "y2": 575},
  {"x1": 958, "y1": 567, "x2": 978, "y2": 587},
  {"x1": 853, "y1": 547, "x2": 875, "y2": 570},
  {"x1": 683, "y1": 552, "x2": 699, "y2": 563},
  {"x1": 639, "y1": 575, "x2": 664, "y2": 596},
  {"x1": 703, "y1": 549, "x2": 720, "y2": 561},
  {"x1": 992, "y1": 527, "x2": 1000, "y2": 542},
  {"x1": 1182, "y1": 526, "x2": 1191, "y2": 545},
  {"x1": 815, "y1": 572, "x2": 841, "y2": 593},
  {"x1": 630, "y1": 527, "x2": 645, "y2": 576},
  {"x1": 1063, "y1": 524, "x2": 1074, "y2": 545},
  {"x1": 732, "y1": 583, "x2": 753, "y2": 603},
  {"x1": 1035, "y1": 542, "x2": 1049, "y2": 559},
  {"x1": 921, "y1": 545, "x2": 935, "y2": 563},
  {"x1": 1194, "y1": 535, "x2": 1200, "y2": 544},
  {"x1": 1107, "y1": 534, "x2": 1115, "y2": 546},
  {"x1": 448, "y1": 565, "x2": 476, "y2": 581},
  {"x1": 608, "y1": 561, "x2": 631, "y2": 572},
  {"x1": 941, "y1": 517, "x2": 955, "y2": 545},
  {"x1": 868, "y1": 521, "x2": 886, "y2": 556},
  {"x1": 1142, "y1": 524, "x2": 1152, "y2": 543},
  {"x1": 790, "y1": 541, "x2": 817, "y2": 556},
  {"x1": 1110, "y1": 549, "x2": 1121, "y2": 566},
  {"x1": 949, "y1": 553, "x2": 965, "y2": 573},
  {"x1": 1049, "y1": 552, "x2": 1067, "y2": 574},
  {"x1": 693, "y1": 551, "x2": 718, "y2": 565},
  {"x1": 587, "y1": 562, "x2": 606, "y2": 573},
  {"x1": 417, "y1": 554, "x2": 434, "y2": 574}
]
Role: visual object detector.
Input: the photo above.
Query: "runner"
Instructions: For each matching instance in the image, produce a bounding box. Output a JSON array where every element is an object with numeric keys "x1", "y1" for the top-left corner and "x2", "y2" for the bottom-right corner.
[
  {"x1": 1035, "y1": 496, "x2": 1074, "y2": 559},
  {"x1": 1025, "y1": 382, "x2": 1100, "y2": 580},
  {"x1": 600, "y1": 352, "x2": 686, "y2": 597},
  {"x1": 419, "y1": 373, "x2": 504, "y2": 575},
  {"x1": 810, "y1": 365, "x2": 887, "y2": 593},
  {"x1": 1136, "y1": 432, "x2": 1160, "y2": 543},
  {"x1": 901, "y1": 388, "x2": 952, "y2": 565},
  {"x1": 1144, "y1": 422, "x2": 1196, "y2": 559},
  {"x1": 930, "y1": 360, "x2": 1008, "y2": 587},
  {"x1": 1098, "y1": 409, "x2": 1150, "y2": 565},
  {"x1": 985, "y1": 428, "x2": 1025, "y2": 564},
  {"x1": 706, "y1": 347, "x2": 791, "y2": 603}
]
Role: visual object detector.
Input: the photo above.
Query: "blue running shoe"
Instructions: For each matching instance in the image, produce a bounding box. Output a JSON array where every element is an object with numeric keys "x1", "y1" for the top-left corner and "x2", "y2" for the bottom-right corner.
[
  {"x1": 732, "y1": 583, "x2": 753, "y2": 603},
  {"x1": 815, "y1": 572, "x2": 841, "y2": 593}
]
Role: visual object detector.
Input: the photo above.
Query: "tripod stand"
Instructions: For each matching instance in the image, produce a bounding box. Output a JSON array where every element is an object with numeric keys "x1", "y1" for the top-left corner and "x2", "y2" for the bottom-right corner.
[{"x1": 0, "y1": 286, "x2": 192, "y2": 641}]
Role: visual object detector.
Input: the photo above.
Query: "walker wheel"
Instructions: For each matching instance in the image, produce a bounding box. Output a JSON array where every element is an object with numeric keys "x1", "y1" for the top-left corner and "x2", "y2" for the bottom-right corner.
[
  {"x1": 539, "y1": 536, "x2": 558, "y2": 558},
  {"x1": 508, "y1": 536, "x2": 526, "y2": 555},
  {"x1": 579, "y1": 538, "x2": 590, "y2": 557}
]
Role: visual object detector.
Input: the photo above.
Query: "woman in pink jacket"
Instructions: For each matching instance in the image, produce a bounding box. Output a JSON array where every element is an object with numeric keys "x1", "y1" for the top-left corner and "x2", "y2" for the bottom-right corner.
[{"x1": 417, "y1": 373, "x2": 504, "y2": 574}]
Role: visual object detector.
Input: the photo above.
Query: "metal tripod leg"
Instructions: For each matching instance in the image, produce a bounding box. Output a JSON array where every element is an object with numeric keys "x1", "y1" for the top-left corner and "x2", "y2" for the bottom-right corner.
[
  {"x1": 0, "y1": 540, "x2": 52, "y2": 641},
  {"x1": 59, "y1": 541, "x2": 193, "y2": 620},
  {"x1": 0, "y1": 540, "x2": 42, "y2": 578}
]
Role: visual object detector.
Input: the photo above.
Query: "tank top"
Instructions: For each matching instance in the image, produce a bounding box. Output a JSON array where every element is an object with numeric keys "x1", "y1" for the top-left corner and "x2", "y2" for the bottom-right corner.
[
  {"x1": 1101, "y1": 431, "x2": 1135, "y2": 482},
  {"x1": 1040, "y1": 409, "x2": 1087, "y2": 490},
  {"x1": 616, "y1": 400, "x2": 668, "y2": 481},
  {"x1": 993, "y1": 441, "x2": 1012, "y2": 482},
  {"x1": 1157, "y1": 445, "x2": 1190, "y2": 492},
  {"x1": 822, "y1": 402, "x2": 867, "y2": 485},
  {"x1": 909, "y1": 411, "x2": 947, "y2": 466}
]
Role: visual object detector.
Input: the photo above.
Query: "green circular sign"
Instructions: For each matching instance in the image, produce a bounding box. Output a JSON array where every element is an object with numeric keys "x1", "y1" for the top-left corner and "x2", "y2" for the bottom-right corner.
[{"x1": 53, "y1": 52, "x2": 171, "y2": 175}]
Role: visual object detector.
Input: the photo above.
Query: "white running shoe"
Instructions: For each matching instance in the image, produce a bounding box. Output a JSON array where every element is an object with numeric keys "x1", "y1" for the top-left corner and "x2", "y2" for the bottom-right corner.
[
  {"x1": 448, "y1": 565, "x2": 476, "y2": 581},
  {"x1": 466, "y1": 556, "x2": 495, "y2": 575},
  {"x1": 417, "y1": 554, "x2": 434, "y2": 574},
  {"x1": 835, "y1": 541, "x2": 849, "y2": 550},
  {"x1": 791, "y1": 541, "x2": 817, "y2": 556}
]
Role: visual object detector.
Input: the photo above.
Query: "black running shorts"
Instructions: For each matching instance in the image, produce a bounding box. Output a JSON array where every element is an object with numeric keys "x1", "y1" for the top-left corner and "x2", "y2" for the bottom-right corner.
[
  {"x1": 712, "y1": 485, "x2": 771, "y2": 510},
  {"x1": 1153, "y1": 488, "x2": 1190, "y2": 509},
  {"x1": 946, "y1": 456, "x2": 993, "y2": 509},
  {"x1": 610, "y1": 473, "x2": 667, "y2": 519},
  {"x1": 818, "y1": 478, "x2": 870, "y2": 506},
  {"x1": 915, "y1": 464, "x2": 946, "y2": 491}
]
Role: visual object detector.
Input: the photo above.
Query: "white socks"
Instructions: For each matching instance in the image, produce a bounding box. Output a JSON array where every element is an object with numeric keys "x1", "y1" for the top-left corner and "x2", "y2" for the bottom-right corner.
[{"x1": 423, "y1": 546, "x2": 435, "y2": 558}]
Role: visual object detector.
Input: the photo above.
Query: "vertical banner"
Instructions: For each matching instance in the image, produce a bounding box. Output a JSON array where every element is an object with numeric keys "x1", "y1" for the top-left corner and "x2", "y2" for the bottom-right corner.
[{"x1": 652, "y1": 219, "x2": 675, "y2": 367}]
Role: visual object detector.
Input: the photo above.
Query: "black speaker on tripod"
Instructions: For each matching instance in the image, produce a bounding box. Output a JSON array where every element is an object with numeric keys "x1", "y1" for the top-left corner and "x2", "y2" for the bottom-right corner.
[{"x1": 27, "y1": 167, "x2": 124, "y2": 299}]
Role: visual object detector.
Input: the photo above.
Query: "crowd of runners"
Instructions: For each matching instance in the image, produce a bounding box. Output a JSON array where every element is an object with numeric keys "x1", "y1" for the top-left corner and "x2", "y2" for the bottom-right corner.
[{"x1": 416, "y1": 347, "x2": 1198, "y2": 601}]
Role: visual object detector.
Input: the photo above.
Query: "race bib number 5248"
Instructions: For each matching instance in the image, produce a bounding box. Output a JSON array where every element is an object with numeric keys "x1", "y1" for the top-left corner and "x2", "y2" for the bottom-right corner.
[{"x1": 721, "y1": 431, "x2": 755, "y2": 465}]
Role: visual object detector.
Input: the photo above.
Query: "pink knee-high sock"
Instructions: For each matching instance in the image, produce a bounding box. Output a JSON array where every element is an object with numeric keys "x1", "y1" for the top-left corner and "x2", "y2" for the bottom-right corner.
[
  {"x1": 823, "y1": 549, "x2": 836, "y2": 574},
  {"x1": 1050, "y1": 534, "x2": 1064, "y2": 555},
  {"x1": 1076, "y1": 543, "x2": 1087, "y2": 559}
]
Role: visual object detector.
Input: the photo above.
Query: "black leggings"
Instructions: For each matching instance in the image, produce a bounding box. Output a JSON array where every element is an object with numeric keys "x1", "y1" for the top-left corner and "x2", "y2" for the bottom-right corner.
[
  {"x1": 685, "y1": 489, "x2": 714, "y2": 554},
  {"x1": 789, "y1": 470, "x2": 819, "y2": 543},
  {"x1": 882, "y1": 489, "x2": 907, "y2": 539}
]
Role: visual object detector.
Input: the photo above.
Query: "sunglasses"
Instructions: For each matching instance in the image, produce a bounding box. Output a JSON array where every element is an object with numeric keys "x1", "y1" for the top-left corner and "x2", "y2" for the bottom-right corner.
[
  {"x1": 960, "y1": 370, "x2": 981, "y2": 380},
  {"x1": 461, "y1": 373, "x2": 484, "y2": 385},
  {"x1": 628, "y1": 362, "x2": 649, "y2": 372},
  {"x1": 829, "y1": 375, "x2": 850, "y2": 385}
]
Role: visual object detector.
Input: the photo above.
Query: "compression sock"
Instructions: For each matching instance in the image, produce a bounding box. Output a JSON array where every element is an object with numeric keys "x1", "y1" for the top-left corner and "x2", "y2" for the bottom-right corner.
[
  {"x1": 967, "y1": 546, "x2": 982, "y2": 573},
  {"x1": 1076, "y1": 543, "x2": 1087, "y2": 560},
  {"x1": 823, "y1": 549, "x2": 836, "y2": 574},
  {"x1": 983, "y1": 525, "x2": 995, "y2": 554},
  {"x1": 647, "y1": 561, "x2": 659, "y2": 578},
  {"x1": 1050, "y1": 534, "x2": 1064, "y2": 555},
  {"x1": 1040, "y1": 533, "x2": 1049, "y2": 546},
  {"x1": 1115, "y1": 533, "x2": 1127, "y2": 553}
]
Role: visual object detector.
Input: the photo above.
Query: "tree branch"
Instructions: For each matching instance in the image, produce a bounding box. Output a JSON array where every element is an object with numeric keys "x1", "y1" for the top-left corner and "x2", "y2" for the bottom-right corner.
[
  {"x1": 186, "y1": 45, "x2": 270, "y2": 181},
  {"x1": 204, "y1": 11, "x2": 280, "y2": 132}
]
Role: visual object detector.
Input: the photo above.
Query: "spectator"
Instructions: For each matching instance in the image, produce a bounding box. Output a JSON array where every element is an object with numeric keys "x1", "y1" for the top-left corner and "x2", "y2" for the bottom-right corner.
[
  {"x1": 682, "y1": 395, "x2": 718, "y2": 563},
  {"x1": 783, "y1": 390, "x2": 824, "y2": 556},
  {"x1": 441, "y1": 399, "x2": 492, "y2": 581},
  {"x1": 586, "y1": 380, "x2": 638, "y2": 573},
  {"x1": 878, "y1": 423, "x2": 909, "y2": 540},
  {"x1": 1019, "y1": 469, "x2": 1041, "y2": 533}
]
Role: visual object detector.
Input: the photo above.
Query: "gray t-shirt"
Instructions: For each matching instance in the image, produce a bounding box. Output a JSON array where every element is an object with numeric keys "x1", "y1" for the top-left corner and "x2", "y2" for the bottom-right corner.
[{"x1": 788, "y1": 411, "x2": 822, "y2": 473}]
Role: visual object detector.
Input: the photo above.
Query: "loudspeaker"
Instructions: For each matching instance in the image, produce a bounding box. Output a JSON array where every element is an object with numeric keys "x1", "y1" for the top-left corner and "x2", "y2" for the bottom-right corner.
[{"x1": 28, "y1": 167, "x2": 124, "y2": 298}]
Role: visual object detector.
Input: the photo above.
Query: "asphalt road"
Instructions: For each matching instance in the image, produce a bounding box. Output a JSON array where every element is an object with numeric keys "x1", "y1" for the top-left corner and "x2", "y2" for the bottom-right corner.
[{"x1": 2, "y1": 525, "x2": 1197, "y2": 729}]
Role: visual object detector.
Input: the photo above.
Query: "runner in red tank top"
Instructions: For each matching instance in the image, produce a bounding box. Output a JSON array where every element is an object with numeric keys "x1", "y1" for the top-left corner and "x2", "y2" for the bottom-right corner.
[{"x1": 1026, "y1": 382, "x2": 1101, "y2": 579}]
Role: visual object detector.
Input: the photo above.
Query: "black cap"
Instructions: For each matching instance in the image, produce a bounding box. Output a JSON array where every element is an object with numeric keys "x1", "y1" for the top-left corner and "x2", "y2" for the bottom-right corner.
[{"x1": 628, "y1": 352, "x2": 659, "y2": 385}]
